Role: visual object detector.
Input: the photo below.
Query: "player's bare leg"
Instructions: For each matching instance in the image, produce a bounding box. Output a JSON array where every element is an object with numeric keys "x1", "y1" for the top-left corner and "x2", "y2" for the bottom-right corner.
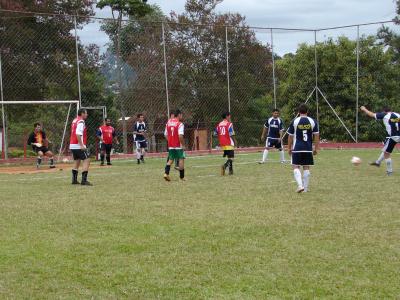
[
  {"x1": 45, "y1": 151, "x2": 56, "y2": 168},
  {"x1": 179, "y1": 158, "x2": 185, "y2": 181},
  {"x1": 293, "y1": 165, "x2": 304, "y2": 193},
  {"x1": 303, "y1": 166, "x2": 311, "y2": 192},
  {"x1": 36, "y1": 151, "x2": 43, "y2": 169},
  {"x1": 81, "y1": 158, "x2": 92, "y2": 185},
  {"x1": 164, "y1": 159, "x2": 173, "y2": 181},
  {"x1": 72, "y1": 160, "x2": 81, "y2": 184}
]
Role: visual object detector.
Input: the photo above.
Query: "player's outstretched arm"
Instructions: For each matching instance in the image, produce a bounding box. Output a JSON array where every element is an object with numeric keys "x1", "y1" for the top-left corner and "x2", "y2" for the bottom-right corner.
[{"x1": 360, "y1": 106, "x2": 376, "y2": 118}]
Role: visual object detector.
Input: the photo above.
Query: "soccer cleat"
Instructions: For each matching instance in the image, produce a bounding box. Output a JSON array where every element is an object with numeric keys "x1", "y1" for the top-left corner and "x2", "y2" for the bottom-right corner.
[
  {"x1": 296, "y1": 186, "x2": 305, "y2": 193},
  {"x1": 81, "y1": 181, "x2": 93, "y2": 186},
  {"x1": 163, "y1": 174, "x2": 171, "y2": 181},
  {"x1": 100, "y1": 162, "x2": 105, "y2": 166},
  {"x1": 49, "y1": 165, "x2": 56, "y2": 169},
  {"x1": 369, "y1": 161, "x2": 380, "y2": 167},
  {"x1": 72, "y1": 180, "x2": 80, "y2": 185},
  {"x1": 107, "y1": 163, "x2": 112, "y2": 166},
  {"x1": 221, "y1": 165, "x2": 226, "y2": 176},
  {"x1": 387, "y1": 171, "x2": 393, "y2": 176},
  {"x1": 258, "y1": 161, "x2": 265, "y2": 164},
  {"x1": 180, "y1": 178, "x2": 186, "y2": 182}
]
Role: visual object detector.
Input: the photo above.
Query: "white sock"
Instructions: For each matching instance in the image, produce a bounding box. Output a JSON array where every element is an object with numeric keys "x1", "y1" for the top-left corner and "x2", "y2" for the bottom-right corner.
[
  {"x1": 293, "y1": 169, "x2": 303, "y2": 188},
  {"x1": 303, "y1": 170, "x2": 310, "y2": 192},
  {"x1": 262, "y1": 149, "x2": 268, "y2": 162},
  {"x1": 280, "y1": 150, "x2": 285, "y2": 162},
  {"x1": 386, "y1": 158, "x2": 393, "y2": 173},
  {"x1": 377, "y1": 152, "x2": 385, "y2": 165},
  {"x1": 136, "y1": 150, "x2": 141, "y2": 160}
]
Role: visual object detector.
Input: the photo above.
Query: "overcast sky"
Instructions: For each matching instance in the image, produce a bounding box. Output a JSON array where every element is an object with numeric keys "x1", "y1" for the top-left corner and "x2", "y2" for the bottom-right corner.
[{"x1": 79, "y1": 0, "x2": 398, "y2": 54}]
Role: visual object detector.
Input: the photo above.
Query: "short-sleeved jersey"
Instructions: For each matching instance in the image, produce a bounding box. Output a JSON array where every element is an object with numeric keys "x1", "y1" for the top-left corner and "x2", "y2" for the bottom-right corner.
[
  {"x1": 216, "y1": 120, "x2": 235, "y2": 148},
  {"x1": 98, "y1": 125, "x2": 115, "y2": 145},
  {"x1": 375, "y1": 112, "x2": 400, "y2": 139},
  {"x1": 133, "y1": 121, "x2": 147, "y2": 141},
  {"x1": 69, "y1": 117, "x2": 87, "y2": 150},
  {"x1": 288, "y1": 116, "x2": 319, "y2": 152},
  {"x1": 164, "y1": 118, "x2": 184, "y2": 149},
  {"x1": 264, "y1": 117, "x2": 284, "y2": 139}
]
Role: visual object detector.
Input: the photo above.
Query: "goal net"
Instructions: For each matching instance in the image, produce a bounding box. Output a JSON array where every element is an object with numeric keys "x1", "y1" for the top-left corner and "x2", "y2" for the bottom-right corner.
[{"x1": 0, "y1": 100, "x2": 79, "y2": 161}]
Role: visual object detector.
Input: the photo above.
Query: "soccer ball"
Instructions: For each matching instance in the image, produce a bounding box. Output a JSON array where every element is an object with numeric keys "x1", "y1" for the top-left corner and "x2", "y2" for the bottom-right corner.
[
  {"x1": 351, "y1": 156, "x2": 362, "y2": 166},
  {"x1": 62, "y1": 158, "x2": 69, "y2": 163}
]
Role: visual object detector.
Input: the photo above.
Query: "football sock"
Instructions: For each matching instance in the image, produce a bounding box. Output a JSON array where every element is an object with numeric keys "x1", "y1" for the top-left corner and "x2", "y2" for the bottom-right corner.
[
  {"x1": 179, "y1": 169, "x2": 185, "y2": 179},
  {"x1": 386, "y1": 158, "x2": 393, "y2": 173},
  {"x1": 50, "y1": 158, "x2": 54, "y2": 166},
  {"x1": 224, "y1": 159, "x2": 230, "y2": 169},
  {"x1": 140, "y1": 155, "x2": 144, "y2": 161},
  {"x1": 262, "y1": 149, "x2": 268, "y2": 162},
  {"x1": 82, "y1": 171, "x2": 88, "y2": 183},
  {"x1": 376, "y1": 152, "x2": 385, "y2": 165},
  {"x1": 72, "y1": 169, "x2": 78, "y2": 183},
  {"x1": 106, "y1": 155, "x2": 111, "y2": 164},
  {"x1": 280, "y1": 150, "x2": 285, "y2": 162},
  {"x1": 228, "y1": 159, "x2": 233, "y2": 173},
  {"x1": 37, "y1": 157, "x2": 42, "y2": 166},
  {"x1": 293, "y1": 169, "x2": 303, "y2": 188},
  {"x1": 165, "y1": 165, "x2": 171, "y2": 175},
  {"x1": 303, "y1": 170, "x2": 310, "y2": 191},
  {"x1": 100, "y1": 154, "x2": 105, "y2": 163},
  {"x1": 136, "y1": 150, "x2": 141, "y2": 160}
]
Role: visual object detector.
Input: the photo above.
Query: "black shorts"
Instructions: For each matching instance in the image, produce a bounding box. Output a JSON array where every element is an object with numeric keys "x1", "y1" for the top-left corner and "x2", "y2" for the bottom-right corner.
[
  {"x1": 71, "y1": 149, "x2": 89, "y2": 161},
  {"x1": 101, "y1": 143, "x2": 113, "y2": 154},
  {"x1": 34, "y1": 146, "x2": 50, "y2": 154},
  {"x1": 266, "y1": 138, "x2": 282, "y2": 149},
  {"x1": 291, "y1": 152, "x2": 314, "y2": 166},
  {"x1": 383, "y1": 138, "x2": 398, "y2": 154},
  {"x1": 223, "y1": 150, "x2": 235, "y2": 158},
  {"x1": 135, "y1": 140, "x2": 147, "y2": 149}
]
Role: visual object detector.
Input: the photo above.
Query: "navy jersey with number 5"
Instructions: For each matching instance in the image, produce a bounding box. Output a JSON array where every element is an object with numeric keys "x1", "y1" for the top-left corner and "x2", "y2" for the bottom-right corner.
[
  {"x1": 375, "y1": 112, "x2": 400, "y2": 139},
  {"x1": 264, "y1": 117, "x2": 284, "y2": 139},
  {"x1": 288, "y1": 116, "x2": 319, "y2": 152}
]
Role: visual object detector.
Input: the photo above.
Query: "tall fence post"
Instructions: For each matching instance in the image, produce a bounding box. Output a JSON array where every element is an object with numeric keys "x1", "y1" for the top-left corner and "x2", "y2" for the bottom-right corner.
[
  {"x1": 74, "y1": 16, "x2": 82, "y2": 108},
  {"x1": 225, "y1": 26, "x2": 231, "y2": 112},
  {"x1": 356, "y1": 25, "x2": 360, "y2": 143},
  {"x1": 314, "y1": 30, "x2": 319, "y2": 123},
  {"x1": 271, "y1": 28, "x2": 277, "y2": 109},
  {"x1": 162, "y1": 22, "x2": 170, "y2": 117},
  {"x1": 0, "y1": 50, "x2": 8, "y2": 160}
]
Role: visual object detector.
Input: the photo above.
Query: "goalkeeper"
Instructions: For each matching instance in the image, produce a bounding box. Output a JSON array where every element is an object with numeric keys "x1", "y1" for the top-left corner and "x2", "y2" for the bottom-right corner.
[{"x1": 27, "y1": 122, "x2": 56, "y2": 169}]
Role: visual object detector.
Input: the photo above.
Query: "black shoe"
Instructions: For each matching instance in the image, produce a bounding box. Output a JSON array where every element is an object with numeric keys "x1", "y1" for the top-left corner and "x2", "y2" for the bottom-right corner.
[
  {"x1": 81, "y1": 181, "x2": 93, "y2": 186},
  {"x1": 72, "y1": 180, "x2": 80, "y2": 185},
  {"x1": 100, "y1": 162, "x2": 105, "y2": 166},
  {"x1": 369, "y1": 162, "x2": 380, "y2": 167},
  {"x1": 49, "y1": 165, "x2": 56, "y2": 169},
  {"x1": 107, "y1": 163, "x2": 112, "y2": 166}
]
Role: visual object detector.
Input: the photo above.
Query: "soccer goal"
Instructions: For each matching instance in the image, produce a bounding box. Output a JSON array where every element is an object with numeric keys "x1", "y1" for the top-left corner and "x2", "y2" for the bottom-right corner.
[{"x1": 0, "y1": 100, "x2": 79, "y2": 161}]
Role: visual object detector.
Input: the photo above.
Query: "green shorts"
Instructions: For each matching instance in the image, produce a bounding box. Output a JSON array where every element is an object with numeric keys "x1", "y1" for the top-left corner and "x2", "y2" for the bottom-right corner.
[{"x1": 168, "y1": 149, "x2": 186, "y2": 160}]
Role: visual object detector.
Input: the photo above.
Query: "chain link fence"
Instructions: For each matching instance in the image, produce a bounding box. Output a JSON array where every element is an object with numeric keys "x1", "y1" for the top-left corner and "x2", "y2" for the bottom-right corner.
[{"x1": 1, "y1": 11, "x2": 399, "y2": 161}]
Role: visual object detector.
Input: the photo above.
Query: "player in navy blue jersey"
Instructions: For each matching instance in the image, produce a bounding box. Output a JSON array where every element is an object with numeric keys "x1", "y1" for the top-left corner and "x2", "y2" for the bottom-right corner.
[
  {"x1": 360, "y1": 106, "x2": 400, "y2": 175},
  {"x1": 259, "y1": 109, "x2": 285, "y2": 164},
  {"x1": 133, "y1": 114, "x2": 147, "y2": 164},
  {"x1": 287, "y1": 104, "x2": 320, "y2": 193}
]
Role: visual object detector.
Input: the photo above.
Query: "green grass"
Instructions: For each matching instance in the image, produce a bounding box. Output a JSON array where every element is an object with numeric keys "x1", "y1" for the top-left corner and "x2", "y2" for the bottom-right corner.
[{"x1": 0, "y1": 149, "x2": 399, "y2": 299}]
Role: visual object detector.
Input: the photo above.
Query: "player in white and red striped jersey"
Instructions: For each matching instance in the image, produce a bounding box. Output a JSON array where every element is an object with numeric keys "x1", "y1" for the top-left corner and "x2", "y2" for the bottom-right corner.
[
  {"x1": 69, "y1": 108, "x2": 91, "y2": 186},
  {"x1": 163, "y1": 109, "x2": 185, "y2": 181}
]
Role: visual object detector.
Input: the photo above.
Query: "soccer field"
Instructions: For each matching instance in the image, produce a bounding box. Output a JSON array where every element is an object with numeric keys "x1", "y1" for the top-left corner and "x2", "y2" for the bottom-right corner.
[{"x1": 0, "y1": 149, "x2": 399, "y2": 299}]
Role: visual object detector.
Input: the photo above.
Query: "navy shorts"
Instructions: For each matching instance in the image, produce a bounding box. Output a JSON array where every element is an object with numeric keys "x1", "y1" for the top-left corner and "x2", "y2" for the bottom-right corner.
[
  {"x1": 72, "y1": 149, "x2": 89, "y2": 161},
  {"x1": 266, "y1": 138, "x2": 282, "y2": 149},
  {"x1": 135, "y1": 140, "x2": 147, "y2": 149},
  {"x1": 223, "y1": 150, "x2": 235, "y2": 158},
  {"x1": 383, "y1": 138, "x2": 398, "y2": 154},
  {"x1": 291, "y1": 152, "x2": 314, "y2": 166}
]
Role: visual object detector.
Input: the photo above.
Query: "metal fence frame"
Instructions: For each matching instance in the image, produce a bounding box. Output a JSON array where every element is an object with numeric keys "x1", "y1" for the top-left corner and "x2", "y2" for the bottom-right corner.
[{"x1": 0, "y1": 9, "x2": 397, "y2": 159}]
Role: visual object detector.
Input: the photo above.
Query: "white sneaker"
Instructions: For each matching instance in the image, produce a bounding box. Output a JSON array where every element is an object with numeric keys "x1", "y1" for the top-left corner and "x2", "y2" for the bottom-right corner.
[{"x1": 296, "y1": 186, "x2": 305, "y2": 193}]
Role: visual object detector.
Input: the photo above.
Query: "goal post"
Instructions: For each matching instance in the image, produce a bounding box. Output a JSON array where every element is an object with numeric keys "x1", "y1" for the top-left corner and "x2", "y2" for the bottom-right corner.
[{"x1": 0, "y1": 100, "x2": 79, "y2": 161}]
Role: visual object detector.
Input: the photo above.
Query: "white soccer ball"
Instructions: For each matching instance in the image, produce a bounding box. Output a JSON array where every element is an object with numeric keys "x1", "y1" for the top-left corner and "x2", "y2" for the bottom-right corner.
[
  {"x1": 62, "y1": 158, "x2": 69, "y2": 163},
  {"x1": 351, "y1": 156, "x2": 362, "y2": 166}
]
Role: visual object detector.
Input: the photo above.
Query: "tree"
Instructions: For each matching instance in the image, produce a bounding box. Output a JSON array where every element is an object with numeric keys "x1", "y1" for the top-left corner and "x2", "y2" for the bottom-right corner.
[{"x1": 97, "y1": 0, "x2": 154, "y2": 153}]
